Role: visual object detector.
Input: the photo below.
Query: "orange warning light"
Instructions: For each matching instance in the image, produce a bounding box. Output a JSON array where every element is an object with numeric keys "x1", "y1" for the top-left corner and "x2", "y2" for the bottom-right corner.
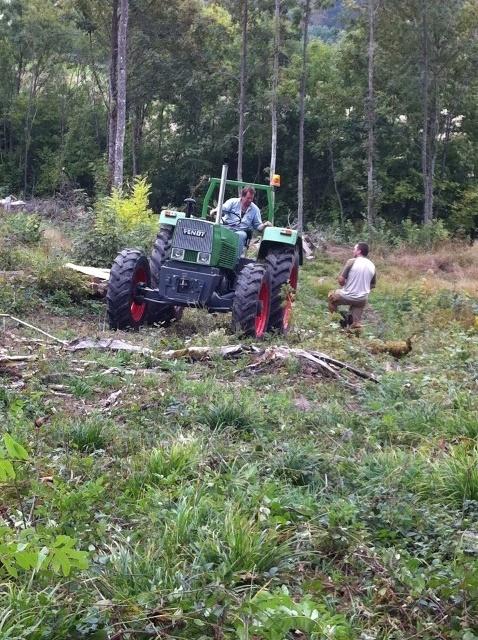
[{"x1": 270, "y1": 174, "x2": 281, "y2": 187}]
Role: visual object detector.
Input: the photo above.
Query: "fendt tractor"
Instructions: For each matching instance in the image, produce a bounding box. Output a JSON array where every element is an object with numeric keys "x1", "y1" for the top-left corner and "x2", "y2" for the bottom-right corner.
[{"x1": 106, "y1": 165, "x2": 302, "y2": 339}]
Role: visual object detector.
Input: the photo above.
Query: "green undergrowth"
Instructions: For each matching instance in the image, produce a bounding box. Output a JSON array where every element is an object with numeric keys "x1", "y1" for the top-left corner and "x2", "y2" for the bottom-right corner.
[{"x1": 0, "y1": 237, "x2": 477, "y2": 639}]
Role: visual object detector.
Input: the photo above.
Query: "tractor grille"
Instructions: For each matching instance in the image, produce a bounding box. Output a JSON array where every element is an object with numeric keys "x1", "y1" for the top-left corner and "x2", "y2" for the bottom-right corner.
[
  {"x1": 219, "y1": 239, "x2": 238, "y2": 270},
  {"x1": 184, "y1": 249, "x2": 198, "y2": 262},
  {"x1": 172, "y1": 218, "x2": 213, "y2": 252}
]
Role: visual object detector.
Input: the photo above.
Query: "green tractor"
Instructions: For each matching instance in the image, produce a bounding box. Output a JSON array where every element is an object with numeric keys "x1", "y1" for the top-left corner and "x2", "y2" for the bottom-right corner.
[{"x1": 106, "y1": 165, "x2": 302, "y2": 339}]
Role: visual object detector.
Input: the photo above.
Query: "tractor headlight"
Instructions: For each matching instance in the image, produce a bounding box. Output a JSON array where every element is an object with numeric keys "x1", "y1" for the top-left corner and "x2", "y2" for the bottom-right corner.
[
  {"x1": 171, "y1": 248, "x2": 185, "y2": 260},
  {"x1": 197, "y1": 252, "x2": 211, "y2": 265}
]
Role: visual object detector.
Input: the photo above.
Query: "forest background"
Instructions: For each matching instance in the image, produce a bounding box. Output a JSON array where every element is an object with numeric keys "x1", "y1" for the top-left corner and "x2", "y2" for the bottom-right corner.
[{"x1": 1, "y1": 0, "x2": 478, "y2": 238}]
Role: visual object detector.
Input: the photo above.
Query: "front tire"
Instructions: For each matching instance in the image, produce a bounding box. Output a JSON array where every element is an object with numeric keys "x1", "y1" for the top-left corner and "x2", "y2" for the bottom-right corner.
[
  {"x1": 148, "y1": 227, "x2": 184, "y2": 326},
  {"x1": 232, "y1": 263, "x2": 271, "y2": 338},
  {"x1": 265, "y1": 248, "x2": 299, "y2": 334},
  {"x1": 107, "y1": 249, "x2": 151, "y2": 330}
]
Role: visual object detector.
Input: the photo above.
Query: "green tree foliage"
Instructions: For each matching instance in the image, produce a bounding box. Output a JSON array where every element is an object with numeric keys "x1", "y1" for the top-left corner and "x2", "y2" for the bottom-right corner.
[{"x1": 0, "y1": 0, "x2": 477, "y2": 232}]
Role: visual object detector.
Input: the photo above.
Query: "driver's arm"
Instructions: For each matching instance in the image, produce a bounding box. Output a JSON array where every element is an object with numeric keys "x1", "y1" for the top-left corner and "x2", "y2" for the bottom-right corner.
[{"x1": 251, "y1": 206, "x2": 271, "y2": 232}]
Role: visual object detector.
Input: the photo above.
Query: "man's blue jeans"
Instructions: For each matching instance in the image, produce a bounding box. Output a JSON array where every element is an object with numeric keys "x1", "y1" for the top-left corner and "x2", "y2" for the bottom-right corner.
[{"x1": 234, "y1": 229, "x2": 248, "y2": 257}]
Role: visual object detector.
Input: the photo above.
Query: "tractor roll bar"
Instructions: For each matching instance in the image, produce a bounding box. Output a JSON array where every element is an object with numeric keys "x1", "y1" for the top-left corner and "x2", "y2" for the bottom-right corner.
[
  {"x1": 201, "y1": 176, "x2": 275, "y2": 224},
  {"x1": 215, "y1": 164, "x2": 229, "y2": 225}
]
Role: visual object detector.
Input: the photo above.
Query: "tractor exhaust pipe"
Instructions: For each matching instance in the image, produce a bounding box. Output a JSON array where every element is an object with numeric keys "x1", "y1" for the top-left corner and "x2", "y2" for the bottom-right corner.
[{"x1": 215, "y1": 163, "x2": 228, "y2": 225}]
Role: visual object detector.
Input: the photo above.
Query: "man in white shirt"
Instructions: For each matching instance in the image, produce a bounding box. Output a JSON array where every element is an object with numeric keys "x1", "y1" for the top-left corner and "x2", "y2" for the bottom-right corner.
[
  {"x1": 328, "y1": 242, "x2": 376, "y2": 330},
  {"x1": 220, "y1": 187, "x2": 271, "y2": 256}
]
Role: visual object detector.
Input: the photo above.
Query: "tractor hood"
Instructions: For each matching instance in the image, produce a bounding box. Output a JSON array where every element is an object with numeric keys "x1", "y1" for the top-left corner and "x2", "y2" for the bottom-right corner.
[{"x1": 169, "y1": 218, "x2": 239, "y2": 270}]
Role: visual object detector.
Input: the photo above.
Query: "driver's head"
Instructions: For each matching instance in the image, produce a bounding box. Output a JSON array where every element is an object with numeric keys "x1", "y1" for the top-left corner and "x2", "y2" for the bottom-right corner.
[{"x1": 241, "y1": 186, "x2": 255, "y2": 209}]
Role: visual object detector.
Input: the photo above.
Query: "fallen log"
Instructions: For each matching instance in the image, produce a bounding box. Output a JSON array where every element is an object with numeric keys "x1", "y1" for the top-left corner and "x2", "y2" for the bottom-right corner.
[
  {"x1": 64, "y1": 263, "x2": 110, "y2": 280},
  {"x1": 0, "y1": 354, "x2": 37, "y2": 363},
  {"x1": 64, "y1": 263, "x2": 110, "y2": 297}
]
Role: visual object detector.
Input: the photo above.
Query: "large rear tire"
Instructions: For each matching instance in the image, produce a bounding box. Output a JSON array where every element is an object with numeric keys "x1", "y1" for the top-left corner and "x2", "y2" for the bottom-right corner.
[
  {"x1": 232, "y1": 263, "x2": 271, "y2": 338},
  {"x1": 148, "y1": 227, "x2": 184, "y2": 326},
  {"x1": 265, "y1": 248, "x2": 299, "y2": 334},
  {"x1": 107, "y1": 249, "x2": 150, "y2": 330}
]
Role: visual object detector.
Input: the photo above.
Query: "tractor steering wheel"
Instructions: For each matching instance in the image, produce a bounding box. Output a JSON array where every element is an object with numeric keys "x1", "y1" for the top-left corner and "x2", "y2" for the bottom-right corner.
[{"x1": 221, "y1": 208, "x2": 242, "y2": 224}]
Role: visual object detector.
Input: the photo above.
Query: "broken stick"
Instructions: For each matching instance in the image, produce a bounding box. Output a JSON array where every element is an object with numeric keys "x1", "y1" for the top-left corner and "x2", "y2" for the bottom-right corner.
[{"x1": 0, "y1": 314, "x2": 68, "y2": 345}]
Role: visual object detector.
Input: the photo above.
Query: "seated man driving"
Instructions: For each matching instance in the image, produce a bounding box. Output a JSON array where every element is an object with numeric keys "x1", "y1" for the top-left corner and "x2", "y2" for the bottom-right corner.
[{"x1": 220, "y1": 186, "x2": 271, "y2": 256}]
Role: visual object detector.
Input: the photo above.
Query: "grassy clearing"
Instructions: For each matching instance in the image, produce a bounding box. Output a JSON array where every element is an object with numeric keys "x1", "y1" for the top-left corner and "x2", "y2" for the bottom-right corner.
[{"x1": 0, "y1": 215, "x2": 477, "y2": 639}]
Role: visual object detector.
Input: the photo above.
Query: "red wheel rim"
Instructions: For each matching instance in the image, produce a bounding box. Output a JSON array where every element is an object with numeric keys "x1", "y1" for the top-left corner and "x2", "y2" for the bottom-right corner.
[
  {"x1": 130, "y1": 266, "x2": 147, "y2": 322},
  {"x1": 255, "y1": 278, "x2": 271, "y2": 337},
  {"x1": 283, "y1": 261, "x2": 299, "y2": 330}
]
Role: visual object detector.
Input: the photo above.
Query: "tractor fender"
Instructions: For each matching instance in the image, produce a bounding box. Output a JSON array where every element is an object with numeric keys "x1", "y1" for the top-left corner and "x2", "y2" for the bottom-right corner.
[
  {"x1": 158, "y1": 210, "x2": 186, "y2": 227},
  {"x1": 258, "y1": 228, "x2": 303, "y2": 265}
]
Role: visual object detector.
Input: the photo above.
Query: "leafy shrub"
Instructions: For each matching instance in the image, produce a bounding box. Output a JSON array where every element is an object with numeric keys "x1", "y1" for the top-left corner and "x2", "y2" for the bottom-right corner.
[
  {"x1": 0, "y1": 530, "x2": 89, "y2": 578},
  {"x1": 104, "y1": 177, "x2": 154, "y2": 230},
  {"x1": 322, "y1": 216, "x2": 452, "y2": 251},
  {"x1": 0, "y1": 434, "x2": 89, "y2": 579},
  {"x1": 36, "y1": 260, "x2": 90, "y2": 303},
  {"x1": 0, "y1": 213, "x2": 43, "y2": 269},
  {"x1": 322, "y1": 216, "x2": 397, "y2": 249},
  {"x1": 450, "y1": 184, "x2": 478, "y2": 236},
  {"x1": 400, "y1": 218, "x2": 450, "y2": 249},
  {"x1": 73, "y1": 177, "x2": 157, "y2": 267},
  {"x1": 1, "y1": 212, "x2": 42, "y2": 245},
  {"x1": 0, "y1": 244, "x2": 26, "y2": 270},
  {"x1": 236, "y1": 586, "x2": 352, "y2": 640},
  {"x1": 0, "y1": 278, "x2": 40, "y2": 314}
]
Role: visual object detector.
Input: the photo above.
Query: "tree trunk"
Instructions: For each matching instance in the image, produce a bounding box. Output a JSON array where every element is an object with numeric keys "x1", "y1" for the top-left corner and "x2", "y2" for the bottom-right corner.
[
  {"x1": 157, "y1": 104, "x2": 165, "y2": 157},
  {"x1": 132, "y1": 103, "x2": 146, "y2": 176},
  {"x1": 112, "y1": 0, "x2": 129, "y2": 190},
  {"x1": 366, "y1": 0, "x2": 376, "y2": 226},
  {"x1": 15, "y1": 52, "x2": 24, "y2": 95},
  {"x1": 131, "y1": 121, "x2": 136, "y2": 178},
  {"x1": 23, "y1": 73, "x2": 39, "y2": 196},
  {"x1": 440, "y1": 111, "x2": 452, "y2": 177},
  {"x1": 421, "y1": 0, "x2": 434, "y2": 224},
  {"x1": 108, "y1": 0, "x2": 119, "y2": 190},
  {"x1": 270, "y1": 0, "x2": 280, "y2": 211},
  {"x1": 237, "y1": 0, "x2": 248, "y2": 183},
  {"x1": 297, "y1": 0, "x2": 311, "y2": 234},
  {"x1": 328, "y1": 141, "x2": 344, "y2": 225}
]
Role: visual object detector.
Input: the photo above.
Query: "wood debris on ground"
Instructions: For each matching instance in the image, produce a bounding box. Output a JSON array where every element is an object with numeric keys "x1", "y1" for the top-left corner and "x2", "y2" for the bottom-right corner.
[
  {"x1": 160, "y1": 344, "x2": 379, "y2": 385},
  {"x1": 301, "y1": 234, "x2": 316, "y2": 260},
  {"x1": 1, "y1": 312, "x2": 379, "y2": 388},
  {"x1": 65, "y1": 337, "x2": 156, "y2": 357},
  {"x1": 0, "y1": 195, "x2": 26, "y2": 211}
]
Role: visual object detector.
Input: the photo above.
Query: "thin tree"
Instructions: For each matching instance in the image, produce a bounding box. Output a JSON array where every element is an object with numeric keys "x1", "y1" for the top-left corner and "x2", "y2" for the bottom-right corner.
[
  {"x1": 297, "y1": 0, "x2": 311, "y2": 234},
  {"x1": 420, "y1": 0, "x2": 436, "y2": 224},
  {"x1": 108, "y1": 0, "x2": 119, "y2": 189},
  {"x1": 366, "y1": 0, "x2": 377, "y2": 227},
  {"x1": 270, "y1": 0, "x2": 280, "y2": 210},
  {"x1": 113, "y1": 0, "x2": 129, "y2": 190},
  {"x1": 237, "y1": 0, "x2": 248, "y2": 183}
]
